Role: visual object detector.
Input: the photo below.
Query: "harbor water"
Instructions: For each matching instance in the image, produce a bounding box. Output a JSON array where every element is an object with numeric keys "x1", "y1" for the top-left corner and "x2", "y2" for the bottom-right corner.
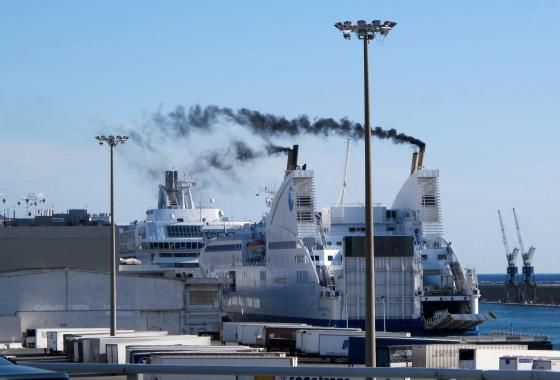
[
  {"x1": 479, "y1": 273, "x2": 560, "y2": 283},
  {"x1": 479, "y1": 302, "x2": 560, "y2": 348}
]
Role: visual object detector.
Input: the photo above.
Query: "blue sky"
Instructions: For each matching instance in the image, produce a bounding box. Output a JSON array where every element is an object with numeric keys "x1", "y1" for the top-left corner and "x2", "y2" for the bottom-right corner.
[{"x1": 1, "y1": 1, "x2": 558, "y2": 273}]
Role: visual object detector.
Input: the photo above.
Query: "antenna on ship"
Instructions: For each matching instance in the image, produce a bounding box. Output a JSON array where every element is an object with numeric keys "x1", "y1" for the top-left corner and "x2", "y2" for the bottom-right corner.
[
  {"x1": 335, "y1": 141, "x2": 363, "y2": 206},
  {"x1": 336, "y1": 140, "x2": 351, "y2": 206}
]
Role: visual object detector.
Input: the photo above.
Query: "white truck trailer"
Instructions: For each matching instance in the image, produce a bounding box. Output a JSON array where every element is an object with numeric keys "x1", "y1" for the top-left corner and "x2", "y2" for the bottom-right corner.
[
  {"x1": 75, "y1": 331, "x2": 169, "y2": 362},
  {"x1": 121, "y1": 345, "x2": 262, "y2": 364},
  {"x1": 236, "y1": 323, "x2": 308, "y2": 346},
  {"x1": 106, "y1": 336, "x2": 212, "y2": 364},
  {"x1": 221, "y1": 322, "x2": 308, "y2": 344},
  {"x1": 83, "y1": 334, "x2": 208, "y2": 363},
  {"x1": 25, "y1": 327, "x2": 113, "y2": 349},
  {"x1": 295, "y1": 329, "x2": 364, "y2": 356},
  {"x1": 47, "y1": 329, "x2": 135, "y2": 353}
]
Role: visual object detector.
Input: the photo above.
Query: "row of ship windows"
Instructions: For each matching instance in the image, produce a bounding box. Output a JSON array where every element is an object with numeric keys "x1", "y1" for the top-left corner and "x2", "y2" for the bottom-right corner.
[
  {"x1": 295, "y1": 255, "x2": 334, "y2": 263},
  {"x1": 347, "y1": 227, "x2": 395, "y2": 233},
  {"x1": 421, "y1": 254, "x2": 447, "y2": 261},
  {"x1": 158, "y1": 252, "x2": 198, "y2": 258},
  {"x1": 167, "y1": 225, "x2": 203, "y2": 238},
  {"x1": 141, "y1": 242, "x2": 205, "y2": 250},
  {"x1": 158, "y1": 262, "x2": 199, "y2": 268},
  {"x1": 205, "y1": 244, "x2": 242, "y2": 252},
  {"x1": 167, "y1": 225, "x2": 234, "y2": 239},
  {"x1": 326, "y1": 241, "x2": 343, "y2": 246}
]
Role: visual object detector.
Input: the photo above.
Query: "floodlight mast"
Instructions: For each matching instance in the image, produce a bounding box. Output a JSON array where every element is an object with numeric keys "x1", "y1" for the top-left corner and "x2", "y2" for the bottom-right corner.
[
  {"x1": 94, "y1": 135, "x2": 128, "y2": 336},
  {"x1": 334, "y1": 19, "x2": 396, "y2": 373}
]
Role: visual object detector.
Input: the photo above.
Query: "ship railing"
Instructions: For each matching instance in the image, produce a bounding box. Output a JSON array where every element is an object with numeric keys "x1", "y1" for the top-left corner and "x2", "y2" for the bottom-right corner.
[
  {"x1": 20, "y1": 362, "x2": 558, "y2": 380},
  {"x1": 491, "y1": 329, "x2": 548, "y2": 338},
  {"x1": 423, "y1": 288, "x2": 465, "y2": 296}
]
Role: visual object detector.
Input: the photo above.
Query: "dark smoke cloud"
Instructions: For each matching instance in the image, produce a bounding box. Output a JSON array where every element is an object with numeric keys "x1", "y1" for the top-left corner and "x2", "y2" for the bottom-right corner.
[
  {"x1": 198, "y1": 140, "x2": 292, "y2": 173},
  {"x1": 127, "y1": 104, "x2": 424, "y2": 177},
  {"x1": 150, "y1": 104, "x2": 424, "y2": 148}
]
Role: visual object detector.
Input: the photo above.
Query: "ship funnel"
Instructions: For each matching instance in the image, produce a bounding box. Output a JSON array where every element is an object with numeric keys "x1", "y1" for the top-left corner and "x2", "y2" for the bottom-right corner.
[
  {"x1": 410, "y1": 152, "x2": 418, "y2": 175},
  {"x1": 286, "y1": 144, "x2": 300, "y2": 171},
  {"x1": 416, "y1": 144, "x2": 426, "y2": 169},
  {"x1": 165, "y1": 170, "x2": 178, "y2": 190}
]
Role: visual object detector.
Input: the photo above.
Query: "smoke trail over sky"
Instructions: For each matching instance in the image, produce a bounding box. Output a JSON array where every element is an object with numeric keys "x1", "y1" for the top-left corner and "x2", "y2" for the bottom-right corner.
[
  {"x1": 127, "y1": 104, "x2": 424, "y2": 176},
  {"x1": 149, "y1": 104, "x2": 425, "y2": 148}
]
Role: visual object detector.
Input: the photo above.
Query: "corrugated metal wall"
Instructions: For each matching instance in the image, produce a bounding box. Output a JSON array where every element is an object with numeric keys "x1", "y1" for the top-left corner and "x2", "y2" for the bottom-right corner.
[{"x1": 344, "y1": 256, "x2": 419, "y2": 320}]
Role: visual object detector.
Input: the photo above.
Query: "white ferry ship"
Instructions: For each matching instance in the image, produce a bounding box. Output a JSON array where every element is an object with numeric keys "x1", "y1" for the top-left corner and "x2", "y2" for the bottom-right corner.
[
  {"x1": 197, "y1": 145, "x2": 495, "y2": 334},
  {"x1": 119, "y1": 170, "x2": 247, "y2": 273}
]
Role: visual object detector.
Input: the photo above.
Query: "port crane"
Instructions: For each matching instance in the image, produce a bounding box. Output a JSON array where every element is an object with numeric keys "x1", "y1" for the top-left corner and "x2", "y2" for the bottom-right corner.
[
  {"x1": 513, "y1": 208, "x2": 536, "y2": 289},
  {"x1": 498, "y1": 209, "x2": 519, "y2": 286}
]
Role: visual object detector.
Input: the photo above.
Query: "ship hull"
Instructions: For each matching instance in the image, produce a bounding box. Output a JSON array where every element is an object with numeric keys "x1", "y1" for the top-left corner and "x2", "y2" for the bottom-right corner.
[{"x1": 225, "y1": 311, "x2": 479, "y2": 336}]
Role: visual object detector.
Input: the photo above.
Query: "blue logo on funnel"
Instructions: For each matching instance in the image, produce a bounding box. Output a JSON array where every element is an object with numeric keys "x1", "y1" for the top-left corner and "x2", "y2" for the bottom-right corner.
[{"x1": 288, "y1": 186, "x2": 294, "y2": 211}]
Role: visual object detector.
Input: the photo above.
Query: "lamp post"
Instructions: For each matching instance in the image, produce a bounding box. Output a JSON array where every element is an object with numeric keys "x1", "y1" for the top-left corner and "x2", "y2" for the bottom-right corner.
[
  {"x1": 380, "y1": 295, "x2": 387, "y2": 332},
  {"x1": 334, "y1": 19, "x2": 396, "y2": 370},
  {"x1": 1, "y1": 195, "x2": 5, "y2": 222},
  {"x1": 95, "y1": 135, "x2": 129, "y2": 336}
]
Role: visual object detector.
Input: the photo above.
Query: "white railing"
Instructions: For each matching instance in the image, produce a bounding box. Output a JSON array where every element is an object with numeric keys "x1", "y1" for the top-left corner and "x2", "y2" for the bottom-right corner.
[{"x1": 20, "y1": 362, "x2": 560, "y2": 380}]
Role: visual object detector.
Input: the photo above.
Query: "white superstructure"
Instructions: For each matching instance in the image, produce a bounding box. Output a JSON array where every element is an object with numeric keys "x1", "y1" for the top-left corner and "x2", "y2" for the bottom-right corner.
[{"x1": 119, "y1": 171, "x2": 247, "y2": 273}]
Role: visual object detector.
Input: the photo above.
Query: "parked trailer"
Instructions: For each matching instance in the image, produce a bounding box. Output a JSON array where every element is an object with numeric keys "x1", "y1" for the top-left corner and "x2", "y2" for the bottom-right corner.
[
  {"x1": 127, "y1": 345, "x2": 262, "y2": 364},
  {"x1": 47, "y1": 329, "x2": 135, "y2": 353},
  {"x1": 264, "y1": 326, "x2": 361, "y2": 353},
  {"x1": 237, "y1": 323, "x2": 308, "y2": 346},
  {"x1": 296, "y1": 329, "x2": 365, "y2": 357},
  {"x1": 220, "y1": 322, "x2": 308, "y2": 344},
  {"x1": 83, "y1": 334, "x2": 206, "y2": 363},
  {"x1": 24, "y1": 328, "x2": 113, "y2": 349},
  {"x1": 106, "y1": 336, "x2": 211, "y2": 364},
  {"x1": 470, "y1": 349, "x2": 560, "y2": 370},
  {"x1": 62, "y1": 331, "x2": 135, "y2": 360},
  {"x1": 147, "y1": 353, "x2": 297, "y2": 380},
  {"x1": 74, "y1": 331, "x2": 169, "y2": 363}
]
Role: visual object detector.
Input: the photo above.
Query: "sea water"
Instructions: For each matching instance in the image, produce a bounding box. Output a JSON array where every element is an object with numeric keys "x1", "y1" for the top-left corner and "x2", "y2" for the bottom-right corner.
[{"x1": 479, "y1": 303, "x2": 560, "y2": 348}]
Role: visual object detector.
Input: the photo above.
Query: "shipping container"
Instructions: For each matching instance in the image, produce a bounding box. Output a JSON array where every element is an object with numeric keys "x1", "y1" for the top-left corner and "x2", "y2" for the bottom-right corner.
[
  {"x1": 499, "y1": 356, "x2": 535, "y2": 370},
  {"x1": 412, "y1": 345, "x2": 533, "y2": 369},
  {"x1": 532, "y1": 358, "x2": 560, "y2": 371},
  {"x1": 500, "y1": 355, "x2": 560, "y2": 371}
]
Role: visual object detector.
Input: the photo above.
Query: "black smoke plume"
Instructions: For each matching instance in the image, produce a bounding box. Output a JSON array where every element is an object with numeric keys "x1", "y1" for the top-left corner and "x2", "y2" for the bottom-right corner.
[
  {"x1": 128, "y1": 104, "x2": 424, "y2": 176},
  {"x1": 151, "y1": 104, "x2": 425, "y2": 149}
]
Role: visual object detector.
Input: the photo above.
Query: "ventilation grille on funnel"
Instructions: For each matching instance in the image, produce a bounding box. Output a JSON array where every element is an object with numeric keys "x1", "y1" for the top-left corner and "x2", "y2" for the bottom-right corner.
[
  {"x1": 416, "y1": 170, "x2": 443, "y2": 236},
  {"x1": 293, "y1": 174, "x2": 317, "y2": 237}
]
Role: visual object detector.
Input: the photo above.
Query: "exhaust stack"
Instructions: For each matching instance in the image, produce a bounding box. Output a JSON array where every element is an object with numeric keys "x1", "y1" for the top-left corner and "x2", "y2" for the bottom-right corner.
[
  {"x1": 416, "y1": 144, "x2": 426, "y2": 169},
  {"x1": 286, "y1": 144, "x2": 300, "y2": 171},
  {"x1": 410, "y1": 152, "x2": 418, "y2": 175}
]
